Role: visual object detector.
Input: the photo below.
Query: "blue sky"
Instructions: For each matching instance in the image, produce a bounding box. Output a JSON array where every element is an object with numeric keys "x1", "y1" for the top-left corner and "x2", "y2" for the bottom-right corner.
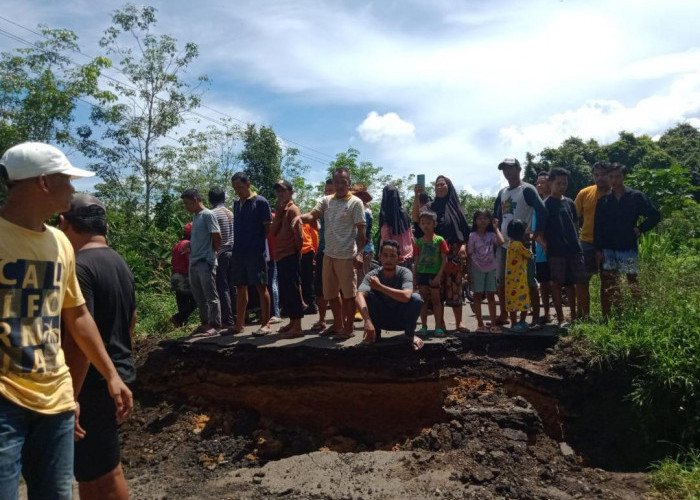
[{"x1": 2, "y1": 0, "x2": 700, "y2": 195}]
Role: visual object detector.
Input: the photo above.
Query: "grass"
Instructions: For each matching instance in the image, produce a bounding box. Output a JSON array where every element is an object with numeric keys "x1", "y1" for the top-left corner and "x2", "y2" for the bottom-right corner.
[{"x1": 649, "y1": 450, "x2": 700, "y2": 500}]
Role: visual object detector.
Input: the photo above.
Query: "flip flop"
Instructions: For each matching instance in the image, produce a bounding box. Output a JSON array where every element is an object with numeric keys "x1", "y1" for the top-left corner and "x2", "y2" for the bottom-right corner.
[
  {"x1": 319, "y1": 328, "x2": 340, "y2": 337},
  {"x1": 252, "y1": 327, "x2": 271, "y2": 337},
  {"x1": 417, "y1": 327, "x2": 429, "y2": 337},
  {"x1": 310, "y1": 321, "x2": 326, "y2": 331},
  {"x1": 191, "y1": 328, "x2": 219, "y2": 338},
  {"x1": 434, "y1": 329, "x2": 446, "y2": 338},
  {"x1": 511, "y1": 321, "x2": 529, "y2": 333}
]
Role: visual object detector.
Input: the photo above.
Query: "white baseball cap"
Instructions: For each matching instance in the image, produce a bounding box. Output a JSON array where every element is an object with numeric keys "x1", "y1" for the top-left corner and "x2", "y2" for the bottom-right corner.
[{"x1": 0, "y1": 142, "x2": 95, "y2": 181}]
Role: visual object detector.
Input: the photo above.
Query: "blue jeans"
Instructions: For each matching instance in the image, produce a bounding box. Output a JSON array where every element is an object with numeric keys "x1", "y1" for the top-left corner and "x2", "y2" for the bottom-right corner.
[{"x1": 0, "y1": 396, "x2": 75, "y2": 500}]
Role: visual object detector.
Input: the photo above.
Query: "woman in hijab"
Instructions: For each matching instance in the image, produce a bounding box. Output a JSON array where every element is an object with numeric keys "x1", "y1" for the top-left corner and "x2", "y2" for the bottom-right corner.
[
  {"x1": 412, "y1": 175, "x2": 470, "y2": 333},
  {"x1": 379, "y1": 185, "x2": 414, "y2": 269}
]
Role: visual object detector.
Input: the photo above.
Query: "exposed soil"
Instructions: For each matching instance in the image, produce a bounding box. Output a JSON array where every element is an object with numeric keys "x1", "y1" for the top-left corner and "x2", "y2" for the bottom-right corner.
[{"x1": 120, "y1": 334, "x2": 652, "y2": 499}]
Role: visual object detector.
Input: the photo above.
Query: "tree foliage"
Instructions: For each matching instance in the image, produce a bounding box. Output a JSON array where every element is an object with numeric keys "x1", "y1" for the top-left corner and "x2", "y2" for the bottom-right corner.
[
  {"x1": 80, "y1": 3, "x2": 208, "y2": 219},
  {"x1": 239, "y1": 124, "x2": 283, "y2": 201}
]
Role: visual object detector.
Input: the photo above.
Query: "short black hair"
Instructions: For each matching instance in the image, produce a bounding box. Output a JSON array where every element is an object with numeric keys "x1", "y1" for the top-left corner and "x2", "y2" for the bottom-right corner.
[
  {"x1": 507, "y1": 219, "x2": 527, "y2": 241},
  {"x1": 231, "y1": 171, "x2": 249, "y2": 183},
  {"x1": 419, "y1": 210, "x2": 437, "y2": 222},
  {"x1": 208, "y1": 186, "x2": 225, "y2": 205},
  {"x1": 548, "y1": 168, "x2": 570, "y2": 181},
  {"x1": 380, "y1": 239, "x2": 400, "y2": 255},
  {"x1": 64, "y1": 215, "x2": 107, "y2": 236},
  {"x1": 592, "y1": 160, "x2": 610, "y2": 172},
  {"x1": 325, "y1": 178, "x2": 333, "y2": 185},
  {"x1": 537, "y1": 171, "x2": 550, "y2": 179},
  {"x1": 180, "y1": 188, "x2": 201, "y2": 201},
  {"x1": 608, "y1": 162, "x2": 627, "y2": 174},
  {"x1": 333, "y1": 167, "x2": 350, "y2": 180}
]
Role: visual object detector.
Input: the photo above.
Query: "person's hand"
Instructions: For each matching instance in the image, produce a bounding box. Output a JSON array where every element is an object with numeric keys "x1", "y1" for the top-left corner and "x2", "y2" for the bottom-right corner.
[
  {"x1": 107, "y1": 375, "x2": 133, "y2": 424},
  {"x1": 492, "y1": 217, "x2": 499, "y2": 230},
  {"x1": 363, "y1": 320, "x2": 376, "y2": 343},
  {"x1": 414, "y1": 184, "x2": 423, "y2": 196},
  {"x1": 633, "y1": 227, "x2": 641, "y2": 237},
  {"x1": 74, "y1": 402, "x2": 86, "y2": 441},
  {"x1": 368, "y1": 275, "x2": 382, "y2": 291},
  {"x1": 353, "y1": 253, "x2": 364, "y2": 270},
  {"x1": 596, "y1": 251, "x2": 604, "y2": 265},
  {"x1": 458, "y1": 244, "x2": 467, "y2": 259}
]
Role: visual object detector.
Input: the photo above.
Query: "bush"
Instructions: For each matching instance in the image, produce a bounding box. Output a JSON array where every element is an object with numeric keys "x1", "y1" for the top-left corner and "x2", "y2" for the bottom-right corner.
[
  {"x1": 649, "y1": 450, "x2": 700, "y2": 500},
  {"x1": 572, "y1": 237, "x2": 700, "y2": 450}
]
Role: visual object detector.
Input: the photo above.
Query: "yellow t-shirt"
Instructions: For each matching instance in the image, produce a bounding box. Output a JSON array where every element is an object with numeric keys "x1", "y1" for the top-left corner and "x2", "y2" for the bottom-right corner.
[
  {"x1": 0, "y1": 217, "x2": 84, "y2": 414},
  {"x1": 574, "y1": 185, "x2": 609, "y2": 244}
]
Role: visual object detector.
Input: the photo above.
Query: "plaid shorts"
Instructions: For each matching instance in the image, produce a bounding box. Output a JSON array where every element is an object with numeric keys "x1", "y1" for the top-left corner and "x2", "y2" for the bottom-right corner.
[{"x1": 548, "y1": 254, "x2": 587, "y2": 285}]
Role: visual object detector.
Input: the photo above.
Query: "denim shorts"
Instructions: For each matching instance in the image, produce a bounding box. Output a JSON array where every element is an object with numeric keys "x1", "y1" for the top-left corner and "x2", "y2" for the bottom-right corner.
[
  {"x1": 602, "y1": 249, "x2": 639, "y2": 275},
  {"x1": 0, "y1": 396, "x2": 75, "y2": 500}
]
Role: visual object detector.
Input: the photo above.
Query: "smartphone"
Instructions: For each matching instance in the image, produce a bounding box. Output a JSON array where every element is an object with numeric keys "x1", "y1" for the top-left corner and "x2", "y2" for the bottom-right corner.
[{"x1": 417, "y1": 174, "x2": 425, "y2": 189}]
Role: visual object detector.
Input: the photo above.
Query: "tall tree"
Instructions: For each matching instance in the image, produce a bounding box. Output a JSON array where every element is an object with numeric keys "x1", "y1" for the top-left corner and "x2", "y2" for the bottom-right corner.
[
  {"x1": 81, "y1": 3, "x2": 208, "y2": 219},
  {"x1": 657, "y1": 123, "x2": 700, "y2": 200},
  {"x1": 0, "y1": 26, "x2": 112, "y2": 153},
  {"x1": 239, "y1": 124, "x2": 282, "y2": 201}
]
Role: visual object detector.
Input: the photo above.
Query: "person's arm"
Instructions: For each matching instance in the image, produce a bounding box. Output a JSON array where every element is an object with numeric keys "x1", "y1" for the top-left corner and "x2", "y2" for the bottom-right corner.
[
  {"x1": 211, "y1": 232, "x2": 221, "y2": 253},
  {"x1": 367, "y1": 275, "x2": 412, "y2": 302},
  {"x1": 636, "y1": 192, "x2": 661, "y2": 235},
  {"x1": 493, "y1": 220, "x2": 506, "y2": 246},
  {"x1": 412, "y1": 184, "x2": 422, "y2": 222},
  {"x1": 430, "y1": 240, "x2": 449, "y2": 287},
  {"x1": 523, "y1": 185, "x2": 548, "y2": 236},
  {"x1": 574, "y1": 192, "x2": 584, "y2": 229},
  {"x1": 291, "y1": 207, "x2": 304, "y2": 253},
  {"x1": 61, "y1": 332, "x2": 89, "y2": 440},
  {"x1": 62, "y1": 305, "x2": 132, "y2": 422},
  {"x1": 492, "y1": 191, "x2": 502, "y2": 225}
]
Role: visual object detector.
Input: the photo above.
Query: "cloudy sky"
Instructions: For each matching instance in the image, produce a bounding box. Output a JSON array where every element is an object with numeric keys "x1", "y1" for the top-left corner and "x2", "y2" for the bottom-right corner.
[{"x1": 2, "y1": 0, "x2": 700, "y2": 194}]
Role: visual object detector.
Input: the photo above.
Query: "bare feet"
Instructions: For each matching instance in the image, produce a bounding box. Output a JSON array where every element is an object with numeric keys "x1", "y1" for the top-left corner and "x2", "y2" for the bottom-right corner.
[
  {"x1": 280, "y1": 330, "x2": 305, "y2": 339},
  {"x1": 411, "y1": 336, "x2": 424, "y2": 351}
]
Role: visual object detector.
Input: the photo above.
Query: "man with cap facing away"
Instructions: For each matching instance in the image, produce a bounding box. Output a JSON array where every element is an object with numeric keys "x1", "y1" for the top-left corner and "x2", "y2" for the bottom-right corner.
[
  {"x1": 270, "y1": 180, "x2": 305, "y2": 338},
  {"x1": 59, "y1": 194, "x2": 135, "y2": 500},
  {"x1": 0, "y1": 142, "x2": 132, "y2": 500}
]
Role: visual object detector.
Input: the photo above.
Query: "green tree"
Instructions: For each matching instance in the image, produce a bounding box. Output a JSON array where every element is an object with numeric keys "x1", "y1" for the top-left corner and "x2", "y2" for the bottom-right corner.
[
  {"x1": 604, "y1": 131, "x2": 673, "y2": 171},
  {"x1": 657, "y1": 123, "x2": 700, "y2": 200},
  {"x1": 0, "y1": 26, "x2": 113, "y2": 153},
  {"x1": 81, "y1": 3, "x2": 208, "y2": 220},
  {"x1": 626, "y1": 165, "x2": 697, "y2": 216},
  {"x1": 524, "y1": 137, "x2": 603, "y2": 198},
  {"x1": 239, "y1": 124, "x2": 282, "y2": 201}
]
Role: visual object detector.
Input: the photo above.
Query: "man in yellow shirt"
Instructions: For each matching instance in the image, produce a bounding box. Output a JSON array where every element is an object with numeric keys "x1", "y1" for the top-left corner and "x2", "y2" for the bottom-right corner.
[
  {"x1": 573, "y1": 161, "x2": 611, "y2": 318},
  {"x1": 0, "y1": 142, "x2": 133, "y2": 499}
]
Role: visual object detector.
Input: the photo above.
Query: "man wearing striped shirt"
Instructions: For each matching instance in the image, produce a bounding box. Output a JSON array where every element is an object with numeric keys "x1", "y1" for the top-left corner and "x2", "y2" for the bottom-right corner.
[{"x1": 209, "y1": 187, "x2": 236, "y2": 332}]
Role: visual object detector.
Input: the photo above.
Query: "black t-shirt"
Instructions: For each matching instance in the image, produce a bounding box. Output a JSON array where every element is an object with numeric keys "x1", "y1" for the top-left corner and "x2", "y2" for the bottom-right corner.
[
  {"x1": 544, "y1": 196, "x2": 582, "y2": 257},
  {"x1": 76, "y1": 247, "x2": 136, "y2": 388}
]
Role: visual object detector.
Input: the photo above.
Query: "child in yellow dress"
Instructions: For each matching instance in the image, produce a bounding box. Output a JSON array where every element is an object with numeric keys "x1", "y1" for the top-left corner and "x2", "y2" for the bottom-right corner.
[{"x1": 505, "y1": 220, "x2": 531, "y2": 332}]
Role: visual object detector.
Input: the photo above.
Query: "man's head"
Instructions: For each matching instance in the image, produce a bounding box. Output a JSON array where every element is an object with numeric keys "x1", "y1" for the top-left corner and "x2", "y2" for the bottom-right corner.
[
  {"x1": 535, "y1": 171, "x2": 551, "y2": 198},
  {"x1": 592, "y1": 161, "x2": 611, "y2": 190},
  {"x1": 231, "y1": 171, "x2": 252, "y2": 199},
  {"x1": 498, "y1": 158, "x2": 521, "y2": 184},
  {"x1": 607, "y1": 162, "x2": 626, "y2": 190},
  {"x1": 208, "y1": 186, "x2": 226, "y2": 206},
  {"x1": 379, "y1": 240, "x2": 400, "y2": 271},
  {"x1": 324, "y1": 178, "x2": 335, "y2": 196},
  {"x1": 1, "y1": 142, "x2": 94, "y2": 214},
  {"x1": 273, "y1": 179, "x2": 294, "y2": 204},
  {"x1": 418, "y1": 210, "x2": 438, "y2": 236},
  {"x1": 180, "y1": 188, "x2": 203, "y2": 214},
  {"x1": 60, "y1": 194, "x2": 108, "y2": 236},
  {"x1": 548, "y1": 168, "x2": 570, "y2": 198},
  {"x1": 332, "y1": 167, "x2": 351, "y2": 197}
]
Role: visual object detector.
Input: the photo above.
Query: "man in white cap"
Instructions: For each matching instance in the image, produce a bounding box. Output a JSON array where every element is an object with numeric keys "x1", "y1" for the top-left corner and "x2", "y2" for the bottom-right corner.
[{"x1": 0, "y1": 142, "x2": 133, "y2": 499}]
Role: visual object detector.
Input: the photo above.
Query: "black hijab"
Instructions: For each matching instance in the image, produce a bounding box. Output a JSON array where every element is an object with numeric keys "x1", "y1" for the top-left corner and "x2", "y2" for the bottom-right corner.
[
  {"x1": 379, "y1": 184, "x2": 411, "y2": 234},
  {"x1": 428, "y1": 175, "x2": 470, "y2": 244}
]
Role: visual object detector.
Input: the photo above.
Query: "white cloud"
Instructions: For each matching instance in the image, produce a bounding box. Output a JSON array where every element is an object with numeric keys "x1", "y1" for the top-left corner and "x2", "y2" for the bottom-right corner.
[{"x1": 356, "y1": 112, "x2": 415, "y2": 144}]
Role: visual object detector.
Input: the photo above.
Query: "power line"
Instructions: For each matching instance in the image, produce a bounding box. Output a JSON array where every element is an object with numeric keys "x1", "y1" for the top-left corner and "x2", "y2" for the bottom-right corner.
[{"x1": 0, "y1": 15, "x2": 337, "y2": 164}]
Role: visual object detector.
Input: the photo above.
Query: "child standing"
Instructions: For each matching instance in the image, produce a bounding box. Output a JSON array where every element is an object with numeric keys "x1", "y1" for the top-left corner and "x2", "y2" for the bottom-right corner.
[
  {"x1": 468, "y1": 209, "x2": 505, "y2": 334},
  {"x1": 413, "y1": 211, "x2": 448, "y2": 337},
  {"x1": 505, "y1": 220, "x2": 532, "y2": 332}
]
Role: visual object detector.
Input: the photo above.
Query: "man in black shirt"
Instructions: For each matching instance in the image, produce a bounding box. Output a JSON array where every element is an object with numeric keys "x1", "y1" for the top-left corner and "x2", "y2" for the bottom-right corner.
[
  {"x1": 542, "y1": 168, "x2": 587, "y2": 327},
  {"x1": 594, "y1": 163, "x2": 660, "y2": 317},
  {"x1": 60, "y1": 194, "x2": 135, "y2": 500},
  {"x1": 355, "y1": 240, "x2": 424, "y2": 351}
]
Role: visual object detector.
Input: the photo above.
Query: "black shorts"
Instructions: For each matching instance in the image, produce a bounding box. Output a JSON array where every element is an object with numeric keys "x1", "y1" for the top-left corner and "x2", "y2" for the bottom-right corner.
[
  {"x1": 548, "y1": 254, "x2": 587, "y2": 285},
  {"x1": 581, "y1": 242, "x2": 600, "y2": 276},
  {"x1": 314, "y1": 252, "x2": 325, "y2": 297},
  {"x1": 231, "y1": 253, "x2": 268, "y2": 286},
  {"x1": 74, "y1": 383, "x2": 122, "y2": 482},
  {"x1": 535, "y1": 262, "x2": 550, "y2": 283},
  {"x1": 416, "y1": 272, "x2": 439, "y2": 287}
]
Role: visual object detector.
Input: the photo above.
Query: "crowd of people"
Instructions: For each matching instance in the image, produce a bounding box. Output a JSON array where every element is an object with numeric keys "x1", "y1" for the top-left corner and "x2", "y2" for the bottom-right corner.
[
  {"x1": 172, "y1": 156, "x2": 661, "y2": 349},
  {"x1": 0, "y1": 141, "x2": 660, "y2": 498}
]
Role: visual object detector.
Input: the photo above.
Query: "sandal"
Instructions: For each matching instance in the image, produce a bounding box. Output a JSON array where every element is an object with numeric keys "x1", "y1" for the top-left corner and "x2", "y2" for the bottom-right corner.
[
  {"x1": 417, "y1": 327, "x2": 429, "y2": 337},
  {"x1": 319, "y1": 328, "x2": 340, "y2": 337},
  {"x1": 434, "y1": 329, "x2": 446, "y2": 338},
  {"x1": 475, "y1": 325, "x2": 490, "y2": 334},
  {"x1": 252, "y1": 327, "x2": 271, "y2": 337},
  {"x1": 191, "y1": 328, "x2": 219, "y2": 338},
  {"x1": 310, "y1": 321, "x2": 327, "y2": 331},
  {"x1": 511, "y1": 321, "x2": 529, "y2": 333}
]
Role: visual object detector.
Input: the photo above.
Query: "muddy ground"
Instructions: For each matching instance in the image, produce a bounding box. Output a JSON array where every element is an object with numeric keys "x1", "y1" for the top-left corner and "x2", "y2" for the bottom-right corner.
[{"x1": 115, "y1": 329, "x2": 656, "y2": 500}]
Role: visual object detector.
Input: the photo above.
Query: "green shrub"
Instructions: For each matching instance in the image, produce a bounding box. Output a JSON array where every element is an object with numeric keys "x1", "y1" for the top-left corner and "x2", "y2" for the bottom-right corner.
[{"x1": 649, "y1": 450, "x2": 700, "y2": 500}]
